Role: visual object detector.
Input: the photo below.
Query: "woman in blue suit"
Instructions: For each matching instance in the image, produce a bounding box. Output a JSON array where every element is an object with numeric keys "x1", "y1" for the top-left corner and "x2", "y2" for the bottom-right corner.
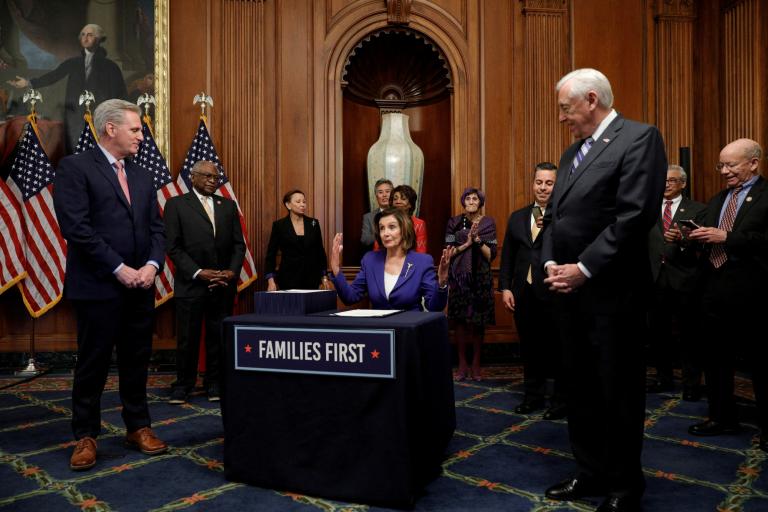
[{"x1": 330, "y1": 208, "x2": 455, "y2": 311}]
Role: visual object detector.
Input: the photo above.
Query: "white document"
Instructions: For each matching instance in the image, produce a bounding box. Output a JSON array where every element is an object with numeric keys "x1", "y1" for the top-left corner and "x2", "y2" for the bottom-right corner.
[{"x1": 332, "y1": 309, "x2": 403, "y2": 318}]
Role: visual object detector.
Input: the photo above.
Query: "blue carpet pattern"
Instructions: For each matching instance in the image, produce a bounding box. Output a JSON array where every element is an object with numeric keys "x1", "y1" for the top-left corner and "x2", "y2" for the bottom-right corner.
[{"x1": 0, "y1": 369, "x2": 766, "y2": 511}]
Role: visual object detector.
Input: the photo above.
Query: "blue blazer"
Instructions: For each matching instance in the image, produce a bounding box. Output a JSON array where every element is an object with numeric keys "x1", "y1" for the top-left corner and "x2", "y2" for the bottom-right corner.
[
  {"x1": 54, "y1": 147, "x2": 165, "y2": 300},
  {"x1": 331, "y1": 250, "x2": 447, "y2": 312}
]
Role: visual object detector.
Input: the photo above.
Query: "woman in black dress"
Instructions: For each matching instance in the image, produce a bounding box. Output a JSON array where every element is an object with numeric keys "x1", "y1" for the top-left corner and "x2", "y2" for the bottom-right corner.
[{"x1": 265, "y1": 190, "x2": 328, "y2": 290}]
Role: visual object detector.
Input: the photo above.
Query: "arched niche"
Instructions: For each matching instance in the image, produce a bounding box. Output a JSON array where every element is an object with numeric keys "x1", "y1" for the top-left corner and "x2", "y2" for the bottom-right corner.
[
  {"x1": 341, "y1": 28, "x2": 453, "y2": 262},
  {"x1": 321, "y1": 5, "x2": 476, "y2": 269}
]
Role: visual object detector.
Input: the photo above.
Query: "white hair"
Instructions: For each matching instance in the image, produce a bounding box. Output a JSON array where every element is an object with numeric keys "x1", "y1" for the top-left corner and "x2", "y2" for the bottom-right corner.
[
  {"x1": 556, "y1": 68, "x2": 614, "y2": 109},
  {"x1": 668, "y1": 164, "x2": 687, "y2": 182},
  {"x1": 81, "y1": 24, "x2": 105, "y2": 42},
  {"x1": 93, "y1": 99, "x2": 140, "y2": 136}
]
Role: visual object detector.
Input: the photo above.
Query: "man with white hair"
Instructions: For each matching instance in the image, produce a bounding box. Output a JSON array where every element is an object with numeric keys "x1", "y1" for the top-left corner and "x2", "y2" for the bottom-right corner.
[
  {"x1": 687, "y1": 138, "x2": 768, "y2": 453},
  {"x1": 542, "y1": 68, "x2": 667, "y2": 512},
  {"x1": 645, "y1": 165, "x2": 706, "y2": 400},
  {"x1": 7, "y1": 23, "x2": 126, "y2": 152},
  {"x1": 54, "y1": 99, "x2": 167, "y2": 472}
]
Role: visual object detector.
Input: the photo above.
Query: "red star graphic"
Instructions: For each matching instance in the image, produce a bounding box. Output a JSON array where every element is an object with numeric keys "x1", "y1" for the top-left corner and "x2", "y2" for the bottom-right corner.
[
  {"x1": 370, "y1": 349, "x2": 380, "y2": 359},
  {"x1": 244, "y1": 344, "x2": 252, "y2": 353}
]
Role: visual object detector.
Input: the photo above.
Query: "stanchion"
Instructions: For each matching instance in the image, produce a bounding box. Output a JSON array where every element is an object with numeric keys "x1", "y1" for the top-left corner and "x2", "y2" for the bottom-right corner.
[{"x1": 15, "y1": 318, "x2": 45, "y2": 376}]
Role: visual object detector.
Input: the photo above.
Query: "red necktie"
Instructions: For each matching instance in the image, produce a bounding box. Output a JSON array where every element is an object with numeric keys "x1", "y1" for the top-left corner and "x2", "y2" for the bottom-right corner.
[
  {"x1": 662, "y1": 200, "x2": 673, "y2": 232},
  {"x1": 709, "y1": 185, "x2": 743, "y2": 268},
  {"x1": 114, "y1": 161, "x2": 131, "y2": 205}
]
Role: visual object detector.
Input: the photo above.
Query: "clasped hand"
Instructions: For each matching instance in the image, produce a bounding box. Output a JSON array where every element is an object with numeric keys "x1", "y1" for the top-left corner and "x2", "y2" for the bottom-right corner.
[
  {"x1": 199, "y1": 269, "x2": 235, "y2": 289},
  {"x1": 116, "y1": 264, "x2": 157, "y2": 290},
  {"x1": 544, "y1": 263, "x2": 586, "y2": 294}
]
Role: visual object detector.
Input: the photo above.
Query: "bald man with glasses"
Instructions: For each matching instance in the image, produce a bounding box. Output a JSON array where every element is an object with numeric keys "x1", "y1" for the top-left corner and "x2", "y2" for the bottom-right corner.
[{"x1": 685, "y1": 139, "x2": 768, "y2": 453}]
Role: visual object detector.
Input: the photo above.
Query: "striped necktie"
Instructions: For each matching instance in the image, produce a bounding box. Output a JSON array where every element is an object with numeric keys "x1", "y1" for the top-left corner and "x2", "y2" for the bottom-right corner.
[
  {"x1": 662, "y1": 200, "x2": 673, "y2": 232},
  {"x1": 709, "y1": 185, "x2": 743, "y2": 268},
  {"x1": 569, "y1": 137, "x2": 594, "y2": 179}
]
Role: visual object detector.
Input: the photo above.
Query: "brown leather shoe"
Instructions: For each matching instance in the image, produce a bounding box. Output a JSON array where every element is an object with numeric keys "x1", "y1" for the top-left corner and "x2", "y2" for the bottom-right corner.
[
  {"x1": 125, "y1": 427, "x2": 168, "y2": 455},
  {"x1": 70, "y1": 437, "x2": 97, "y2": 471}
]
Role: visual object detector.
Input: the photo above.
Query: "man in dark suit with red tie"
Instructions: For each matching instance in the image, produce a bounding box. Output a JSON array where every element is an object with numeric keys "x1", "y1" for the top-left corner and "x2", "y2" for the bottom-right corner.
[
  {"x1": 686, "y1": 139, "x2": 768, "y2": 453},
  {"x1": 645, "y1": 165, "x2": 705, "y2": 400},
  {"x1": 54, "y1": 99, "x2": 167, "y2": 471},
  {"x1": 541, "y1": 69, "x2": 667, "y2": 512},
  {"x1": 499, "y1": 162, "x2": 565, "y2": 420},
  {"x1": 164, "y1": 160, "x2": 245, "y2": 404}
]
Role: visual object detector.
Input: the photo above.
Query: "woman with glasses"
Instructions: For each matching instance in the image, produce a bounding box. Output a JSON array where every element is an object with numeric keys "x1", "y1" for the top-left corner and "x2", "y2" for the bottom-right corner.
[{"x1": 265, "y1": 189, "x2": 328, "y2": 290}]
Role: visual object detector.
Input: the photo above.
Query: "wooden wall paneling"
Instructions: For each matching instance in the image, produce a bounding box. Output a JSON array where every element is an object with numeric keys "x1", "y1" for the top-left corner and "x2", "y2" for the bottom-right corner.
[
  {"x1": 692, "y1": 0, "x2": 722, "y2": 202},
  {"x1": 654, "y1": 1, "x2": 695, "y2": 173},
  {"x1": 481, "y1": 0, "x2": 515, "y2": 256},
  {"x1": 277, "y1": 1, "x2": 315, "y2": 219},
  {"x1": 521, "y1": 0, "x2": 570, "y2": 207},
  {"x1": 722, "y1": 0, "x2": 761, "y2": 145},
  {"x1": 571, "y1": 0, "x2": 646, "y2": 122}
]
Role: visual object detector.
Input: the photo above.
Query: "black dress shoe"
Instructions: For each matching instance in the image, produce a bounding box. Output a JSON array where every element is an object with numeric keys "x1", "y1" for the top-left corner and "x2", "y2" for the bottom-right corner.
[
  {"x1": 688, "y1": 420, "x2": 739, "y2": 436},
  {"x1": 515, "y1": 400, "x2": 545, "y2": 415},
  {"x1": 545, "y1": 476, "x2": 603, "y2": 501},
  {"x1": 543, "y1": 404, "x2": 568, "y2": 421},
  {"x1": 596, "y1": 495, "x2": 641, "y2": 512}
]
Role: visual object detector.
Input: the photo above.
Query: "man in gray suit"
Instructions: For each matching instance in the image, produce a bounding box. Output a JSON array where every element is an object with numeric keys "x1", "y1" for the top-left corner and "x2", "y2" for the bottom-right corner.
[
  {"x1": 360, "y1": 178, "x2": 393, "y2": 252},
  {"x1": 542, "y1": 69, "x2": 667, "y2": 512},
  {"x1": 645, "y1": 165, "x2": 705, "y2": 400}
]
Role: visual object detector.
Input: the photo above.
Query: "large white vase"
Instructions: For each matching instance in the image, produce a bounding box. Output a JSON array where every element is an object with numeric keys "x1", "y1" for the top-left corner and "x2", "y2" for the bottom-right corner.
[{"x1": 366, "y1": 113, "x2": 424, "y2": 216}]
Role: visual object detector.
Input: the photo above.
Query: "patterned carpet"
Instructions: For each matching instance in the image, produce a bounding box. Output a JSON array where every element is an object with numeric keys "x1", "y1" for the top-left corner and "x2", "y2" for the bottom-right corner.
[{"x1": 0, "y1": 368, "x2": 766, "y2": 511}]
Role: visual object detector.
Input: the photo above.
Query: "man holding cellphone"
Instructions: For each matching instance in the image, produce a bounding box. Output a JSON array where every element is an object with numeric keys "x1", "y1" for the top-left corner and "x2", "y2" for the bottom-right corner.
[
  {"x1": 686, "y1": 139, "x2": 768, "y2": 453},
  {"x1": 646, "y1": 165, "x2": 705, "y2": 400}
]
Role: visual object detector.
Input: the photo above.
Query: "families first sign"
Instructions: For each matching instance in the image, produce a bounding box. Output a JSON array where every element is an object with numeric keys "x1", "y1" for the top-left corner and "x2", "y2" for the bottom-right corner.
[{"x1": 233, "y1": 326, "x2": 395, "y2": 379}]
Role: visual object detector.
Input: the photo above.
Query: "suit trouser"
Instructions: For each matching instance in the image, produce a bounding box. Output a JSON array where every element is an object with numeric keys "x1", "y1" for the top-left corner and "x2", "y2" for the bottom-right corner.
[
  {"x1": 557, "y1": 302, "x2": 647, "y2": 497},
  {"x1": 647, "y1": 280, "x2": 702, "y2": 389},
  {"x1": 514, "y1": 284, "x2": 564, "y2": 405},
  {"x1": 71, "y1": 289, "x2": 154, "y2": 439},
  {"x1": 700, "y1": 268, "x2": 768, "y2": 431},
  {"x1": 173, "y1": 292, "x2": 234, "y2": 391}
]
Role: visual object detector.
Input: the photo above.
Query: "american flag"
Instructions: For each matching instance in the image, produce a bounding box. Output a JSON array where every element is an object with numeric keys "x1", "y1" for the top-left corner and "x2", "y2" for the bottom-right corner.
[
  {"x1": 0, "y1": 179, "x2": 26, "y2": 294},
  {"x1": 136, "y1": 117, "x2": 181, "y2": 306},
  {"x1": 6, "y1": 119, "x2": 67, "y2": 317},
  {"x1": 177, "y1": 118, "x2": 256, "y2": 291},
  {"x1": 74, "y1": 113, "x2": 98, "y2": 153}
]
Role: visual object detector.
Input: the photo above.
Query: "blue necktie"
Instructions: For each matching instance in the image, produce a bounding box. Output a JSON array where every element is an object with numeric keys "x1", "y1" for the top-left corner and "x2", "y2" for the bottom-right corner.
[{"x1": 569, "y1": 137, "x2": 594, "y2": 179}]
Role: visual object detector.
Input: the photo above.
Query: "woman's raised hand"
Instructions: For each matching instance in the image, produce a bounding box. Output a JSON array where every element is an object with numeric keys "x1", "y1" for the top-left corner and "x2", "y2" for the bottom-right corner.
[{"x1": 330, "y1": 233, "x2": 343, "y2": 276}]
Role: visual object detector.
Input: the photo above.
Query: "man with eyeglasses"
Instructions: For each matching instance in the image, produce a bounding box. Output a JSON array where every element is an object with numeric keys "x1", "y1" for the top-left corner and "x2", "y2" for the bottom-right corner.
[
  {"x1": 645, "y1": 165, "x2": 705, "y2": 401},
  {"x1": 685, "y1": 138, "x2": 768, "y2": 453},
  {"x1": 164, "y1": 160, "x2": 245, "y2": 404}
]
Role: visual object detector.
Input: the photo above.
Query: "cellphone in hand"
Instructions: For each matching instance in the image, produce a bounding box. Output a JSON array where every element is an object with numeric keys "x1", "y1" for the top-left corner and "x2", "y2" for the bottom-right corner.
[{"x1": 677, "y1": 219, "x2": 700, "y2": 230}]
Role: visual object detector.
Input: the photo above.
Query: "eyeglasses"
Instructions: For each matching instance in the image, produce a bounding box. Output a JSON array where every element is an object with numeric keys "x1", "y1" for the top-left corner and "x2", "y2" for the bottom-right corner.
[
  {"x1": 715, "y1": 160, "x2": 749, "y2": 172},
  {"x1": 665, "y1": 178, "x2": 684, "y2": 184},
  {"x1": 192, "y1": 171, "x2": 218, "y2": 182}
]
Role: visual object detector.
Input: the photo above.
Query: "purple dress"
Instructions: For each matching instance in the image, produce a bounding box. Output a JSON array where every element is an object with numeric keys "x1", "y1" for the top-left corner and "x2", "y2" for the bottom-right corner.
[{"x1": 444, "y1": 214, "x2": 497, "y2": 326}]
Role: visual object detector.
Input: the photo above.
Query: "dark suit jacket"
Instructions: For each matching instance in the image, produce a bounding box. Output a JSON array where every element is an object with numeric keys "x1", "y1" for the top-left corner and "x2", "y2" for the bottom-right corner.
[
  {"x1": 699, "y1": 176, "x2": 768, "y2": 302},
  {"x1": 331, "y1": 250, "x2": 447, "y2": 311},
  {"x1": 648, "y1": 196, "x2": 706, "y2": 292},
  {"x1": 53, "y1": 147, "x2": 164, "y2": 300},
  {"x1": 265, "y1": 215, "x2": 328, "y2": 289},
  {"x1": 164, "y1": 192, "x2": 245, "y2": 298},
  {"x1": 542, "y1": 115, "x2": 667, "y2": 313},
  {"x1": 499, "y1": 204, "x2": 549, "y2": 300},
  {"x1": 31, "y1": 47, "x2": 126, "y2": 150}
]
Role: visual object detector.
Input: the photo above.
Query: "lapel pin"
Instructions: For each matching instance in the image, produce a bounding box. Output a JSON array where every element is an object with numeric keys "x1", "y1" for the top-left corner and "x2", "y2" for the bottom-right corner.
[
  {"x1": 312, "y1": 219, "x2": 316, "y2": 227},
  {"x1": 216, "y1": 200, "x2": 221, "y2": 205},
  {"x1": 404, "y1": 262, "x2": 413, "y2": 278},
  {"x1": 602, "y1": 138, "x2": 611, "y2": 143},
  {"x1": 746, "y1": 197, "x2": 753, "y2": 202}
]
